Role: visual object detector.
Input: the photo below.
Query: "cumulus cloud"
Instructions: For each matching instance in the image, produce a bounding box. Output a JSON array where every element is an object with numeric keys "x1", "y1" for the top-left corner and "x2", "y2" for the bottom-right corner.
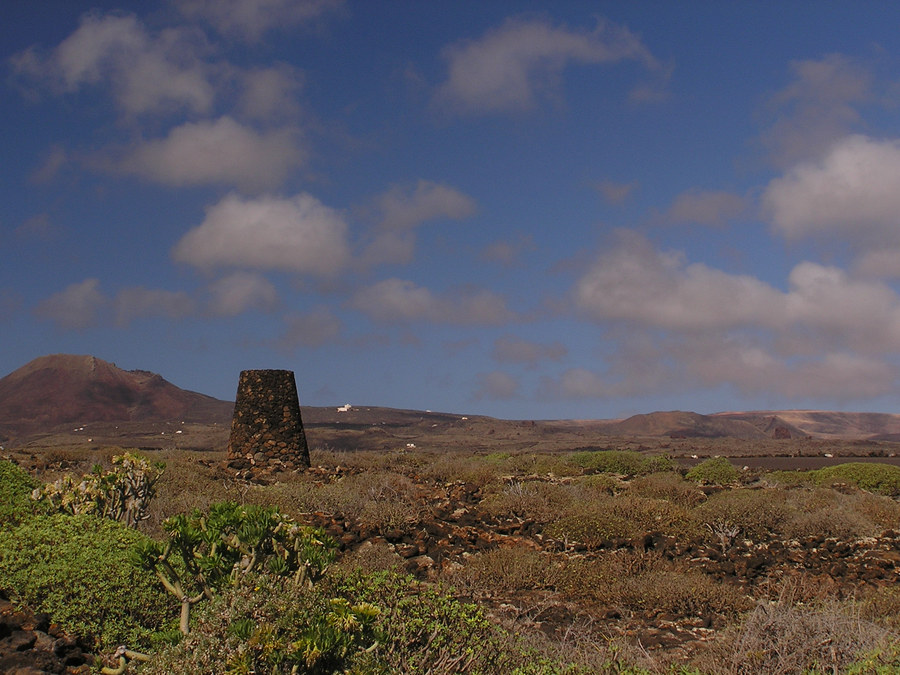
[
  {"x1": 573, "y1": 231, "x2": 782, "y2": 331},
  {"x1": 376, "y1": 180, "x2": 477, "y2": 231},
  {"x1": 117, "y1": 117, "x2": 305, "y2": 192},
  {"x1": 206, "y1": 272, "x2": 279, "y2": 316},
  {"x1": 565, "y1": 231, "x2": 900, "y2": 403},
  {"x1": 350, "y1": 278, "x2": 515, "y2": 325},
  {"x1": 114, "y1": 287, "x2": 195, "y2": 326},
  {"x1": 174, "y1": 192, "x2": 351, "y2": 276},
  {"x1": 473, "y1": 371, "x2": 520, "y2": 400},
  {"x1": 492, "y1": 335, "x2": 567, "y2": 367},
  {"x1": 435, "y1": 16, "x2": 658, "y2": 115},
  {"x1": 238, "y1": 64, "x2": 304, "y2": 122},
  {"x1": 662, "y1": 189, "x2": 746, "y2": 227},
  {"x1": 544, "y1": 342, "x2": 898, "y2": 403},
  {"x1": 361, "y1": 180, "x2": 476, "y2": 266},
  {"x1": 760, "y1": 54, "x2": 871, "y2": 167},
  {"x1": 34, "y1": 278, "x2": 107, "y2": 330},
  {"x1": 278, "y1": 307, "x2": 342, "y2": 349},
  {"x1": 11, "y1": 11, "x2": 215, "y2": 117},
  {"x1": 175, "y1": 0, "x2": 344, "y2": 42},
  {"x1": 763, "y1": 135, "x2": 900, "y2": 248}
]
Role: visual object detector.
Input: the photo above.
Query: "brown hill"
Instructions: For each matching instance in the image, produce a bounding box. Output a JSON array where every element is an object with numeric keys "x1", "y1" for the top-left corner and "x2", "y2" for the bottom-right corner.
[{"x1": 0, "y1": 354, "x2": 233, "y2": 441}]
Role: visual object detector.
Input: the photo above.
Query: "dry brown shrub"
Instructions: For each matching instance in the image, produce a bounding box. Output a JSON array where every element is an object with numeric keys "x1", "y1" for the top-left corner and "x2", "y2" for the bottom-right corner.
[
  {"x1": 694, "y1": 488, "x2": 790, "y2": 541},
  {"x1": 695, "y1": 598, "x2": 897, "y2": 674},
  {"x1": 861, "y1": 586, "x2": 900, "y2": 630},
  {"x1": 779, "y1": 487, "x2": 900, "y2": 540},
  {"x1": 480, "y1": 480, "x2": 586, "y2": 524},
  {"x1": 419, "y1": 452, "x2": 501, "y2": 487},
  {"x1": 544, "y1": 494, "x2": 700, "y2": 548},
  {"x1": 452, "y1": 546, "x2": 563, "y2": 593},
  {"x1": 334, "y1": 540, "x2": 404, "y2": 574},
  {"x1": 559, "y1": 550, "x2": 749, "y2": 618},
  {"x1": 627, "y1": 472, "x2": 706, "y2": 508}
]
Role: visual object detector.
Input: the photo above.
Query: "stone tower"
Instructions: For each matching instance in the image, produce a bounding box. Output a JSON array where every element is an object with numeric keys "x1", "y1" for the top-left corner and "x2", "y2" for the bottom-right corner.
[{"x1": 226, "y1": 369, "x2": 310, "y2": 474}]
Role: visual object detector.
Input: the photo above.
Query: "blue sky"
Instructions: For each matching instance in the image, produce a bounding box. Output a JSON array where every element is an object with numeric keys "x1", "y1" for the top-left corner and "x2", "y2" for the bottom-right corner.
[{"x1": 5, "y1": 1, "x2": 900, "y2": 420}]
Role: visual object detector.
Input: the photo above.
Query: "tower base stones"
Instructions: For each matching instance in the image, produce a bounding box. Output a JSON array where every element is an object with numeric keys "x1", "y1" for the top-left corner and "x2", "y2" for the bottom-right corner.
[{"x1": 226, "y1": 369, "x2": 310, "y2": 476}]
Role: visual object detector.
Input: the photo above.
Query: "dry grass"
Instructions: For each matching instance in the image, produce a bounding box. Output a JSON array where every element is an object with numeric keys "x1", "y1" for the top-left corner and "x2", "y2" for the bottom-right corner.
[{"x1": 696, "y1": 596, "x2": 898, "y2": 674}]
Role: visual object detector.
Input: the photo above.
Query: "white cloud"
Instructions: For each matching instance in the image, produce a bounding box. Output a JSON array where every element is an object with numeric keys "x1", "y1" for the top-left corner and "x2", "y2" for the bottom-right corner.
[
  {"x1": 492, "y1": 335, "x2": 567, "y2": 366},
  {"x1": 238, "y1": 64, "x2": 304, "y2": 122},
  {"x1": 435, "y1": 16, "x2": 657, "y2": 115},
  {"x1": 760, "y1": 54, "x2": 871, "y2": 167},
  {"x1": 473, "y1": 371, "x2": 520, "y2": 400},
  {"x1": 764, "y1": 135, "x2": 900, "y2": 245},
  {"x1": 573, "y1": 231, "x2": 783, "y2": 331},
  {"x1": 12, "y1": 11, "x2": 215, "y2": 116},
  {"x1": 663, "y1": 189, "x2": 746, "y2": 227},
  {"x1": 575, "y1": 231, "x2": 900, "y2": 353},
  {"x1": 376, "y1": 180, "x2": 476, "y2": 231},
  {"x1": 173, "y1": 192, "x2": 351, "y2": 276},
  {"x1": 114, "y1": 287, "x2": 195, "y2": 326},
  {"x1": 175, "y1": 0, "x2": 344, "y2": 42},
  {"x1": 207, "y1": 272, "x2": 279, "y2": 316},
  {"x1": 117, "y1": 117, "x2": 305, "y2": 192},
  {"x1": 34, "y1": 278, "x2": 106, "y2": 330},
  {"x1": 361, "y1": 180, "x2": 476, "y2": 266},
  {"x1": 278, "y1": 307, "x2": 342, "y2": 349},
  {"x1": 350, "y1": 278, "x2": 515, "y2": 325}
]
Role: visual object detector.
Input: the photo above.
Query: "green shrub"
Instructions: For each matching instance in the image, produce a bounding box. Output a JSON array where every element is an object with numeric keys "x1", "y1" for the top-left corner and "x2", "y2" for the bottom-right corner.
[
  {"x1": 768, "y1": 463, "x2": 900, "y2": 497},
  {"x1": 812, "y1": 462, "x2": 900, "y2": 496},
  {"x1": 686, "y1": 457, "x2": 740, "y2": 485},
  {"x1": 0, "y1": 513, "x2": 173, "y2": 650},
  {"x1": 140, "y1": 573, "x2": 379, "y2": 675},
  {"x1": 0, "y1": 460, "x2": 43, "y2": 526},
  {"x1": 566, "y1": 450, "x2": 674, "y2": 476}
]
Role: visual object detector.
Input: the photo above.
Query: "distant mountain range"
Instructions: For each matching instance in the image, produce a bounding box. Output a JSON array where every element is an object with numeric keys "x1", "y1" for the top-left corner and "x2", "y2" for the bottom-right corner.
[{"x1": 2, "y1": 354, "x2": 900, "y2": 446}]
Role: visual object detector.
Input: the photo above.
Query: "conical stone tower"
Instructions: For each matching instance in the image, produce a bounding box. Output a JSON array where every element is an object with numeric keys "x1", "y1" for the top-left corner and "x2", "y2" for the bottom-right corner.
[{"x1": 226, "y1": 369, "x2": 310, "y2": 474}]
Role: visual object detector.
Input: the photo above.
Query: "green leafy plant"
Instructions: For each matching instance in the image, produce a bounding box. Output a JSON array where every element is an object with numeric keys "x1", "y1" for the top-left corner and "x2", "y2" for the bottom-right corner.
[
  {"x1": 0, "y1": 459, "x2": 44, "y2": 526},
  {"x1": 32, "y1": 452, "x2": 165, "y2": 527},
  {"x1": 685, "y1": 456, "x2": 740, "y2": 485},
  {"x1": 0, "y1": 513, "x2": 172, "y2": 650},
  {"x1": 566, "y1": 450, "x2": 675, "y2": 476},
  {"x1": 140, "y1": 573, "x2": 380, "y2": 675},
  {"x1": 132, "y1": 501, "x2": 336, "y2": 634}
]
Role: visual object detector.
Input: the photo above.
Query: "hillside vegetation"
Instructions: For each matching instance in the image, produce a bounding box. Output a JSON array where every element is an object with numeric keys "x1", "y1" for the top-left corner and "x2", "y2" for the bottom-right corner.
[{"x1": 3, "y1": 442, "x2": 900, "y2": 673}]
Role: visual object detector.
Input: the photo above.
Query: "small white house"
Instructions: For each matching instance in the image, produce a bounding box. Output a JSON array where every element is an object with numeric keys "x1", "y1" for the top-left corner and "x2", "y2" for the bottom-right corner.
[{"x1": 337, "y1": 404, "x2": 352, "y2": 412}]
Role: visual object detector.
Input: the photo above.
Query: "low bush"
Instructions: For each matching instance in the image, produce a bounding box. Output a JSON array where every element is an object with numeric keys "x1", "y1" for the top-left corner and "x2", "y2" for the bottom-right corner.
[
  {"x1": 566, "y1": 450, "x2": 675, "y2": 476},
  {"x1": 697, "y1": 599, "x2": 898, "y2": 674},
  {"x1": 453, "y1": 546, "x2": 562, "y2": 593},
  {"x1": 686, "y1": 457, "x2": 740, "y2": 485},
  {"x1": 694, "y1": 488, "x2": 789, "y2": 541},
  {"x1": 545, "y1": 495, "x2": 699, "y2": 548},
  {"x1": 0, "y1": 459, "x2": 43, "y2": 526},
  {"x1": 627, "y1": 472, "x2": 706, "y2": 507},
  {"x1": 813, "y1": 462, "x2": 900, "y2": 496},
  {"x1": 140, "y1": 573, "x2": 380, "y2": 675},
  {"x1": 336, "y1": 570, "x2": 578, "y2": 674},
  {"x1": 0, "y1": 513, "x2": 173, "y2": 650},
  {"x1": 768, "y1": 462, "x2": 900, "y2": 497}
]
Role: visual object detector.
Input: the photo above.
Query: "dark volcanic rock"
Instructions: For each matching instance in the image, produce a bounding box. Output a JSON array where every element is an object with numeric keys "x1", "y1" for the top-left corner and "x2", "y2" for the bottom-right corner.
[{"x1": 226, "y1": 369, "x2": 311, "y2": 475}]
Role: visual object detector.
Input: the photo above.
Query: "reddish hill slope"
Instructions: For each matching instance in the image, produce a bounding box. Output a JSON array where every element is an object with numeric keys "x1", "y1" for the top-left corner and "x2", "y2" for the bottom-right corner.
[{"x1": 0, "y1": 354, "x2": 233, "y2": 439}]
